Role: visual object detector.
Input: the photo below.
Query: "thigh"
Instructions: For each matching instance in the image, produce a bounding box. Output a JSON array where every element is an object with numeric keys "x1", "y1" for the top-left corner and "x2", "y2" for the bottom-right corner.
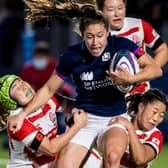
[
  {"x1": 98, "y1": 126, "x2": 128, "y2": 157},
  {"x1": 56, "y1": 142, "x2": 89, "y2": 168}
]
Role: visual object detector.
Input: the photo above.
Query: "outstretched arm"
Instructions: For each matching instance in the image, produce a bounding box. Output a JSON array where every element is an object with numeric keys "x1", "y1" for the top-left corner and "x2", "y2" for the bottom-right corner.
[{"x1": 8, "y1": 72, "x2": 64, "y2": 133}]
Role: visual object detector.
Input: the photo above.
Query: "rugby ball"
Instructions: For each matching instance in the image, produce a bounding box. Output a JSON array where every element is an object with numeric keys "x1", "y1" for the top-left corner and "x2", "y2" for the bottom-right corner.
[{"x1": 109, "y1": 50, "x2": 140, "y2": 93}]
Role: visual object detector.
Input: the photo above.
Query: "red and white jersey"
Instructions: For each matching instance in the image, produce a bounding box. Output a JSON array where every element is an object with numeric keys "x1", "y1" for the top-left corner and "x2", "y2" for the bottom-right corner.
[
  {"x1": 110, "y1": 17, "x2": 162, "y2": 95},
  {"x1": 7, "y1": 96, "x2": 60, "y2": 168},
  {"x1": 120, "y1": 127, "x2": 163, "y2": 168},
  {"x1": 110, "y1": 17, "x2": 160, "y2": 51}
]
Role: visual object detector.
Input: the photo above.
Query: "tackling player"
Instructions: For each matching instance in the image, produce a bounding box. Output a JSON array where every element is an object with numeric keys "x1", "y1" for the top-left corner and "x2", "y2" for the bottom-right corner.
[
  {"x1": 0, "y1": 74, "x2": 87, "y2": 167},
  {"x1": 97, "y1": 89, "x2": 168, "y2": 168}
]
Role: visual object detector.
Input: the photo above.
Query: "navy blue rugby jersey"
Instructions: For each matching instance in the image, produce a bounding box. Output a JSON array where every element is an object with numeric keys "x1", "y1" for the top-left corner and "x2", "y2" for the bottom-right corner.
[{"x1": 56, "y1": 35, "x2": 143, "y2": 117}]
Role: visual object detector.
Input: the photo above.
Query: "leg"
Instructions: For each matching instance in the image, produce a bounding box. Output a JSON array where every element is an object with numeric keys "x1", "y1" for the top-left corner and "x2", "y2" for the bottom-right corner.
[
  {"x1": 83, "y1": 145, "x2": 102, "y2": 168},
  {"x1": 56, "y1": 142, "x2": 89, "y2": 168},
  {"x1": 97, "y1": 127, "x2": 128, "y2": 168}
]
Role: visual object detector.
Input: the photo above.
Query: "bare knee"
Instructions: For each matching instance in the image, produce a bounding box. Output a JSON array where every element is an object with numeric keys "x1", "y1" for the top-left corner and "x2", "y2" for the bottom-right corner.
[{"x1": 105, "y1": 151, "x2": 120, "y2": 168}]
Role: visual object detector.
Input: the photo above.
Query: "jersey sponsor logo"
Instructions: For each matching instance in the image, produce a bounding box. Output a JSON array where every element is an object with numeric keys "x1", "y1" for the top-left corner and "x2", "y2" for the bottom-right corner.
[
  {"x1": 102, "y1": 52, "x2": 111, "y2": 62},
  {"x1": 80, "y1": 72, "x2": 94, "y2": 81},
  {"x1": 152, "y1": 137, "x2": 160, "y2": 146}
]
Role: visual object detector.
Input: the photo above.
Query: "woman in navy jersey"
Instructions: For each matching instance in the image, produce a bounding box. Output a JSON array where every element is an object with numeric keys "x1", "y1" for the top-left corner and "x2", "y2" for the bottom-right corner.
[{"x1": 7, "y1": 2, "x2": 162, "y2": 167}]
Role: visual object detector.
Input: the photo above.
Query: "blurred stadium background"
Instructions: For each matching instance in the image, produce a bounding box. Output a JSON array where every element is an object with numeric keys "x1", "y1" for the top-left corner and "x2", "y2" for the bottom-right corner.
[{"x1": 0, "y1": 0, "x2": 168, "y2": 167}]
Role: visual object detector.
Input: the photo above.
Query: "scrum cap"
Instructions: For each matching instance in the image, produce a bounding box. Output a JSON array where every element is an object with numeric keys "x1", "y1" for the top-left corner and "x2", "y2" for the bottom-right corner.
[{"x1": 0, "y1": 75, "x2": 19, "y2": 110}]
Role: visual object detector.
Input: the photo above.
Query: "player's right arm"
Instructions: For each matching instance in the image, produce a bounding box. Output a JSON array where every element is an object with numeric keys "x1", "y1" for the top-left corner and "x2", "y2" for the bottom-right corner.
[
  {"x1": 8, "y1": 72, "x2": 64, "y2": 133},
  {"x1": 110, "y1": 117, "x2": 160, "y2": 165},
  {"x1": 33, "y1": 110, "x2": 88, "y2": 156}
]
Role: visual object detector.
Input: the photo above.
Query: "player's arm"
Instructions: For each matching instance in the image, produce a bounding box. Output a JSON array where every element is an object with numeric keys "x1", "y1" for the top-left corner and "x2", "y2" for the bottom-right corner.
[
  {"x1": 130, "y1": 52, "x2": 162, "y2": 85},
  {"x1": 8, "y1": 72, "x2": 64, "y2": 133},
  {"x1": 106, "y1": 52, "x2": 162, "y2": 87},
  {"x1": 23, "y1": 72, "x2": 64, "y2": 115},
  {"x1": 153, "y1": 42, "x2": 168, "y2": 67},
  {"x1": 30, "y1": 110, "x2": 88, "y2": 156},
  {"x1": 126, "y1": 124, "x2": 157, "y2": 165},
  {"x1": 142, "y1": 19, "x2": 168, "y2": 67},
  {"x1": 110, "y1": 117, "x2": 158, "y2": 165}
]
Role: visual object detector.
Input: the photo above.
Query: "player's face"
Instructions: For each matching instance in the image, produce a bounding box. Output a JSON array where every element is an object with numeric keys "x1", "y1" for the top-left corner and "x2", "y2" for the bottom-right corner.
[
  {"x1": 136, "y1": 101, "x2": 166, "y2": 131},
  {"x1": 10, "y1": 79, "x2": 35, "y2": 106},
  {"x1": 83, "y1": 23, "x2": 109, "y2": 57},
  {"x1": 102, "y1": 0, "x2": 126, "y2": 30}
]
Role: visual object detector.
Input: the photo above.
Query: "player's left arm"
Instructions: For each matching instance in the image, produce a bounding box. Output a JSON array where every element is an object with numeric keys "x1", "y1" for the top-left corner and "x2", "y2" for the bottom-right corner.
[
  {"x1": 108, "y1": 116, "x2": 158, "y2": 165},
  {"x1": 130, "y1": 51, "x2": 162, "y2": 85},
  {"x1": 153, "y1": 42, "x2": 168, "y2": 67},
  {"x1": 128, "y1": 127, "x2": 163, "y2": 165},
  {"x1": 142, "y1": 19, "x2": 168, "y2": 67}
]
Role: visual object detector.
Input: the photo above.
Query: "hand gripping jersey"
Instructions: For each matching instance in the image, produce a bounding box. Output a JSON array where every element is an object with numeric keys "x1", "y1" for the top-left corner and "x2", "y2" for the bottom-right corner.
[
  {"x1": 110, "y1": 17, "x2": 164, "y2": 95},
  {"x1": 7, "y1": 96, "x2": 60, "y2": 168},
  {"x1": 120, "y1": 128, "x2": 163, "y2": 168}
]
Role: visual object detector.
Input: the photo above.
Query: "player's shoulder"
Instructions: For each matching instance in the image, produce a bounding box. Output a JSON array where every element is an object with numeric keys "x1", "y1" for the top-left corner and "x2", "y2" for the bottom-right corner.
[
  {"x1": 65, "y1": 42, "x2": 83, "y2": 54},
  {"x1": 61, "y1": 42, "x2": 84, "y2": 62},
  {"x1": 110, "y1": 34, "x2": 136, "y2": 48},
  {"x1": 125, "y1": 17, "x2": 143, "y2": 26},
  {"x1": 151, "y1": 127, "x2": 163, "y2": 136},
  {"x1": 146, "y1": 127, "x2": 163, "y2": 139},
  {"x1": 48, "y1": 96, "x2": 60, "y2": 110}
]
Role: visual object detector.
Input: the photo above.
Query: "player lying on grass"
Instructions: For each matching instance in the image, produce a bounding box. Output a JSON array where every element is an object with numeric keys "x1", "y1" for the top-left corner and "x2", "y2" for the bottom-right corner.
[
  {"x1": 97, "y1": 88, "x2": 168, "y2": 168},
  {"x1": 0, "y1": 74, "x2": 88, "y2": 168}
]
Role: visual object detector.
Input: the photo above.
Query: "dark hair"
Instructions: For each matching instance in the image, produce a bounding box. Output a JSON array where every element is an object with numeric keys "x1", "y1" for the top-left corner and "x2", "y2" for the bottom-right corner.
[
  {"x1": 23, "y1": 0, "x2": 109, "y2": 35},
  {"x1": 96, "y1": 0, "x2": 127, "y2": 10},
  {"x1": 126, "y1": 88, "x2": 168, "y2": 115},
  {"x1": 79, "y1": 6, "x2": 109, "y2": 36},
  {"x1": 0, "y1": 104, "x2": 9, "y2": 131}
]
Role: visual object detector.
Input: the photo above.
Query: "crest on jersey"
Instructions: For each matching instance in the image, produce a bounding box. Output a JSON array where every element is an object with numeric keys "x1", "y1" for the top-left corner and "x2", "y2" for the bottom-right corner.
[{"x1": 102, "y1": 52, "x2": 111, "y2": 62}]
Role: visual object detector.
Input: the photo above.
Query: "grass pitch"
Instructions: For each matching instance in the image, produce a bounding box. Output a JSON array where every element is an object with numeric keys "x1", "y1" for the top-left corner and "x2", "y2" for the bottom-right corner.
[{"x1": 0, "y1": 133, "x2": 168, "y2": 168}]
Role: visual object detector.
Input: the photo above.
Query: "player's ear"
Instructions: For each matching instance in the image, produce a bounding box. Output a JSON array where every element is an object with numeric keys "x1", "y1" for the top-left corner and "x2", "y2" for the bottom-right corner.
[{"x1": 138, "y1": 102, "x2": 145, "y2": 113}]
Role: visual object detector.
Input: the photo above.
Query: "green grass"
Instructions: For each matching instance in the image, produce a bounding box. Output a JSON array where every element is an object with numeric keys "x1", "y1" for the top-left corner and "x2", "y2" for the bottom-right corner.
[
  {"x1": 0, "y1": 132, "x2": 168, "y2": 167},
  {"x1": 0, "y1": 132, "x2": 9, "y2": 168},
  {"x1": 151, "y1": 143, "x2": 168, "y2": 168}
]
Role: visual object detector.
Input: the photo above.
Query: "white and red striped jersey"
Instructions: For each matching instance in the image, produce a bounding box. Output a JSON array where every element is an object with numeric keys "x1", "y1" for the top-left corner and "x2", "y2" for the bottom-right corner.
[
  {"x1": 120, "y1": 127, "x2": 163, "y2": 168},
  {"x1": 110, "y1": 17, "x2": 163, "y2": 95},
  {"x1": 7, "y1": 96, "x2": 60, "y2": 168},
  {"x1": 110, "y1": 17, "x2": 161, "y2": 51}
]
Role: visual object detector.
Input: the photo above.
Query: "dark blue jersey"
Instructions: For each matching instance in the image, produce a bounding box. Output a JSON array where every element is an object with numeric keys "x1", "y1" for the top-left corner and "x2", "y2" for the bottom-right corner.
[{"x1": 56, "y1": 35, "x2": 142, "y2": 117}]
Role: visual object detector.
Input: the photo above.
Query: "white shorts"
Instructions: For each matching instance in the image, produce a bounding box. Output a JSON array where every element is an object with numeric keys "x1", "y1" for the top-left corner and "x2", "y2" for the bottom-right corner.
[
  {"x1": 70, "y1": 108, "x2": 129, "y2": 150},
  {"x1": 97, "y1": 113, "x2": 131, "y2": 138}
]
